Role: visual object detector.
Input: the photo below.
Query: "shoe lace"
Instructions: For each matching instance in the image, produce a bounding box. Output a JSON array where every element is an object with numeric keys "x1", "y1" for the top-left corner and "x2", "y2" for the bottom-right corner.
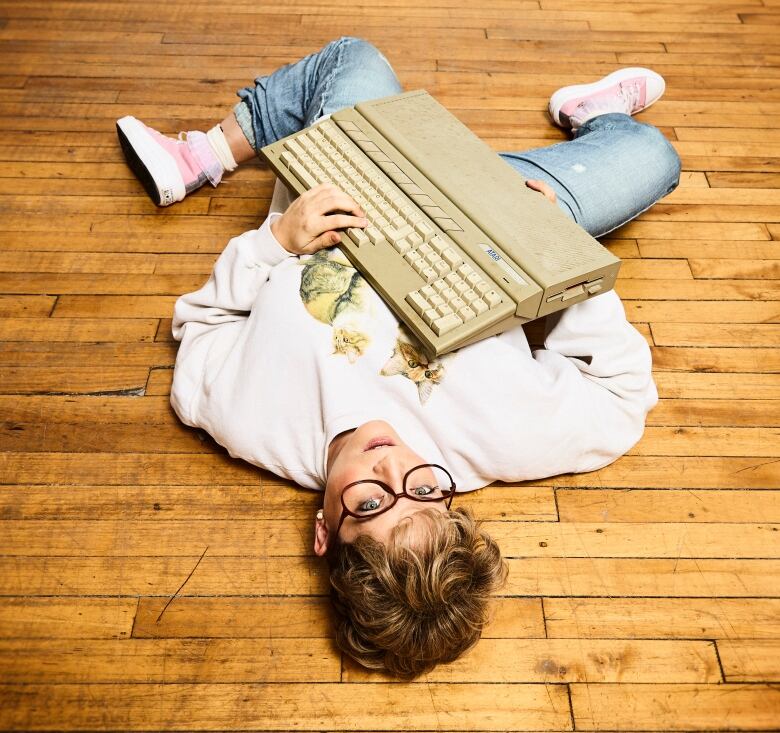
[{"x1": 618, "y1": 81, "x2": 641, "y2": 112}]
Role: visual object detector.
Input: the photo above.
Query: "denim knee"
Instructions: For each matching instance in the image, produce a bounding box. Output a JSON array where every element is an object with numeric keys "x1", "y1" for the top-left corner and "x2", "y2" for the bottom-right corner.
[
  {"x1": 333, "y1": 35, "x2": 395, "y2": 74},
  {"x1": 641, "y1": 123, "x2": 682, "y2": 194}
]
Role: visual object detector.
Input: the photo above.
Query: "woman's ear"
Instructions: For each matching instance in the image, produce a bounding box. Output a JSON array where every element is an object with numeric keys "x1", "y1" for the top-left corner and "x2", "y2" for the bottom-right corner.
[{"x1": 313, "y1": 509, "x2": 330, "y2": 556}]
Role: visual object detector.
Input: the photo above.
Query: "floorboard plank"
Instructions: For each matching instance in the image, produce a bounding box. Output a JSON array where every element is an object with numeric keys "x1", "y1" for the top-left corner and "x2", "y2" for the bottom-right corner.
[
  {"x1": 545, "y1": 598, "x2": 780, "y2": 639},
  {"x1": 570, "y1": 683, "x2": 779, "y2": 731},
  {"x1": 0, "y1": 682, "x2": 573, "y2": 731}
]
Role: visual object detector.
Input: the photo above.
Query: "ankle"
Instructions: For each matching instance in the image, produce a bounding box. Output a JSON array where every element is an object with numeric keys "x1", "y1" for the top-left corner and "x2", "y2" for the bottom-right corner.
[
  {"x1": 206, "y1": 124, "x2": 239, "y2": 173},
  {"x1": 185, "y1": 130, "x2": 225, "y2": 186}
]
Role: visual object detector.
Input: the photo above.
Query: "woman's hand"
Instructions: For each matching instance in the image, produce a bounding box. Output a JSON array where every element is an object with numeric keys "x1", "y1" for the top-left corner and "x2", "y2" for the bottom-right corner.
[
  {"x1": 525, "y1": 179, "x2": 557, "y2": 204},
  {"x1": 271, "y1": 183, "x2": 367, "y2": 255}
]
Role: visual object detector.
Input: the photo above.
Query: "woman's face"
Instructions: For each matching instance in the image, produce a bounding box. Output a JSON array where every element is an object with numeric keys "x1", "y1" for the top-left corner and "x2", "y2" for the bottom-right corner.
[{"x1": 313, "y1": 420, "x2": 447, "y2": 554}]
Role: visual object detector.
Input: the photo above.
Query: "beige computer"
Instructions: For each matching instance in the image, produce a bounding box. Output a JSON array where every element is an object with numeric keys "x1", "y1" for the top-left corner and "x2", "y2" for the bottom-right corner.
[{"x1": 261, "y1": 89, "x2": 620, "y2": 359}]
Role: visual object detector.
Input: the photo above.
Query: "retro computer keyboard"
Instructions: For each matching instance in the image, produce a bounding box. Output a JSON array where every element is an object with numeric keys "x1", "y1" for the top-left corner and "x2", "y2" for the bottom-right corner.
[{"x1": 261, "y1": 90, "x2": 620, "y2": 359}]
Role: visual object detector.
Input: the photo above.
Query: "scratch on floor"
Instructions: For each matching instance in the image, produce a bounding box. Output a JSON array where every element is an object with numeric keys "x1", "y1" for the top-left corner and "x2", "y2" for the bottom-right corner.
[{"x1": 156, "y1": 545, "x2": 209, "y2": 623}]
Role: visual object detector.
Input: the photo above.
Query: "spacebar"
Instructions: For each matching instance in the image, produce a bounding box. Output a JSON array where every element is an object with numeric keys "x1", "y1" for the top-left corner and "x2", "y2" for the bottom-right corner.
[{"x1": 342, "y1": 240, "x2": 424, "y2": 304}]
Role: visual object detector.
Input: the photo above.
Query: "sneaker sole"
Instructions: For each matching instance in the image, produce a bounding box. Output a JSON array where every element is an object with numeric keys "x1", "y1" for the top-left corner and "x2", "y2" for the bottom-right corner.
[
  {"x1": 548, "y1": 67, "x2": 665, "y2": 128},
  {"x1": 116, "y1": 116, "x2": 185, "y2": 206}
]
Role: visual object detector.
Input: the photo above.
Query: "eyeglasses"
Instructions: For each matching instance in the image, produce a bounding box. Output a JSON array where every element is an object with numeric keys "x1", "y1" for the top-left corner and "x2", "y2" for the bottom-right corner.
[{"x1": 335, "y1": 463, "x2": 456, "y2": 536}]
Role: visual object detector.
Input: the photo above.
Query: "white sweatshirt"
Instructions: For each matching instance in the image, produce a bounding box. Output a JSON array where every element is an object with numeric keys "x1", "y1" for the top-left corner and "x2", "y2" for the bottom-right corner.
[{"x1": 171, "y1": 180, "x2": 658, "y2": 492}]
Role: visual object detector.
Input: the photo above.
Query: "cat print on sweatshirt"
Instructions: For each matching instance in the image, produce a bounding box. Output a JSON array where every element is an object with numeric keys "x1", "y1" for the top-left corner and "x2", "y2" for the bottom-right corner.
[
  {"x1": 381, "y1": 327, "x2": 450, "y2": 405},
  {"x1": 298, "y1": 250, "x2": 373, "y2": 362}
]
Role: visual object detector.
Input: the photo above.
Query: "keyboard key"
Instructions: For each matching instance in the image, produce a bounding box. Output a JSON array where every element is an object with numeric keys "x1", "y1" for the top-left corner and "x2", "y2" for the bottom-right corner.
[
  {"x1": 405, "y1": 291, "x2": 428, "y2": 315},
  {"x1": 411, "y1": 194, "x2": 435, "y2": 207},
  {"x1": 284, "y1": 139, "x2": 305, "y2": 157},
  {"x1": 462, "y1": 288, "x2": 479, "y2": 303},
  {"x1": 432, "y1": 313, "x2": 463, "y2": 336},
  {"x1": 414, "y1": 221, "x2": 435, "y2": 242},
  {"x1": 466, "y1": 272, "x2": 482, "y2": 288},
  {"x1": 289, "y1": 160, "x2": 317, "y2": 188},
  {"x1": 484, "y1": 290, "x2": 502, "y2": 308},
  {"x1": 387, "y1": 224, "x2": 414, "y2": 243},
  {"x1": 444, "y1": 273, "x2": 459, "y2": 287},
  {"x1": 422, "y1": 308, "x2": 438, "y2": 326},
  {"x1": 347, "y1": 228, "x2": 369, "y2": 247},
  {"x1": 423, "y1": 205, "x2": 447, "y2": 218},
  {"x1": 435, "y1": 218, "x2": 463, "y2": 232},
  {"x1": 408, "y1": 232, "x2": 423, "y2": 249},
  {"x1": 475, "y1": 280, "x2": 491, "y2": 296},
  {"x1": 365, "y1": 226, "x2": 384, "y2": 245},
  {"x1": 412, "y1": 260, "x2": 427, "y2": 276},
  {"x1": 418, "y1": 243, "x2": 433, "y2": 257},
  {"x1": 392, "y1": 238, "x2": 411, "y2": 255},
  {"x1": 424, "y1": 252, "x2": 440, "y2": 268},
  {"x1": 433, "y1": 261, "x2": 450, "y2": 277},
  {"x1": 443, "y1": 249, "x2": 463, "y2": 268},
  {"x1": 430, "y1": 235, "x2": 447, "y2": 254},
  {"x1": 429, "y1": 294, "x2": 444, "y2": 308},
  {"x1": 458, "y1": 306, "x2": 476, "y2": 322},
  {"x1": 471, "y1": 298, "x2": 488, "y2": 315},
  {"x1": 454, "y1": 281, "x2": 469, "y2": 296},
  {"x1": 420, "y1": 285, "x2": 435, "y2": 299},
  {"x1": 435, "y1": 303, "x2": 453, "y2": 317},
  {"x1": 432, "y1": 280, "x2": 447, "y2": 294},
  {"x1": 280, "y1": 151, "x2": 295, "y2": 168},
  {"x1": 450, "y1": 297, "x2": 467, "y2": 312},
  {"x1": 421, "y1": 267, "x2": 437, "y2": 283}
]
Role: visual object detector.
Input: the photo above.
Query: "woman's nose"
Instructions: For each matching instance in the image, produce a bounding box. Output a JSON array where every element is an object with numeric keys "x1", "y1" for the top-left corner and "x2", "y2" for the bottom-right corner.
[{"x1": 372, "y1": 451, "x2": 406, "y2": 490}]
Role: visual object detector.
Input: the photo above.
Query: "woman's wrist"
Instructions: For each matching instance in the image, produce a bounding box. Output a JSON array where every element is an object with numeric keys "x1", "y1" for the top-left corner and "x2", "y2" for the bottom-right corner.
[{"x1": 270, "y1": 215, "x2": 292, "y2": 253}]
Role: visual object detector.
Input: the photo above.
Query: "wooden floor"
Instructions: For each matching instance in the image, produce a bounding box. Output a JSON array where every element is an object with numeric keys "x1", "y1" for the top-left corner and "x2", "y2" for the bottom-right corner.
[{"x1": 1, "y1": 0, "x2": 779, "y2": 730}]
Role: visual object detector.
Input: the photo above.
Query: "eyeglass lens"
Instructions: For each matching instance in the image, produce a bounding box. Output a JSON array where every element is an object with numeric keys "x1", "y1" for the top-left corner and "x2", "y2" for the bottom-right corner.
[{"x1": 342, "y1": 465, "x2": 453, "y2": 517}]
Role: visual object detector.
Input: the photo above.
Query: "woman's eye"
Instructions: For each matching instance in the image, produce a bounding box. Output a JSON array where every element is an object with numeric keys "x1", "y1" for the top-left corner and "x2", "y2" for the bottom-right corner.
[
  {"x1": 412, "y1": 485, "x2": 435, "y2": 496},
  {"x1": 359, "y1": 497, "x2": 382, "y2": 512}
]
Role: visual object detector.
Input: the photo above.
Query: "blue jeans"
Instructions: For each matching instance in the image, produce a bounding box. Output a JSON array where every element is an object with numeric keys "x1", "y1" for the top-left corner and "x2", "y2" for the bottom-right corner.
[{"x1": 234, "y1": 36, "x2": 681, "y2": 238}]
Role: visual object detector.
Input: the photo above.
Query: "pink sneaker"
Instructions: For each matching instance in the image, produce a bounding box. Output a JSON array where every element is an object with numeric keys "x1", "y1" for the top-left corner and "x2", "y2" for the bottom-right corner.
[
  {"x1": 548, "y1": 67, "x2": 665, "y2": 131},
  {"x1": 116, "y1": 116, "x2": 223, "y2": 206}
]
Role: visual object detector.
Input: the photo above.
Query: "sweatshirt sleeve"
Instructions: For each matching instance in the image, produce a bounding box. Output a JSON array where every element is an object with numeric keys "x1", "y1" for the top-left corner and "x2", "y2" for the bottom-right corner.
[
  {"x1": 530, "y1": 289, "x2": 658, "y2": 473},
  {"x1": 169, "y1": 211, "x2": 293, "y2": 426}
]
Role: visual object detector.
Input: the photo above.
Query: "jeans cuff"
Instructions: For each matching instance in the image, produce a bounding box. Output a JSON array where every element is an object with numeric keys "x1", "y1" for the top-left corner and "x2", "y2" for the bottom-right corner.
[{"x1": 232, "y1": 100, "x2": 257, "y2": 152}]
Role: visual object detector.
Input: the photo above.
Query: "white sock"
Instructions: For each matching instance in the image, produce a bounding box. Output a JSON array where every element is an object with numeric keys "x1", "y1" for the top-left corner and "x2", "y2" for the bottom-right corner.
[{"x1": 206, "y1": 124, "x2": 238, "y2": 173}]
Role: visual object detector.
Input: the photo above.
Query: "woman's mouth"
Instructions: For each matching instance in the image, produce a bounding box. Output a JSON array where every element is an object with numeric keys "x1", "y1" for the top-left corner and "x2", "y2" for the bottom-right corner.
[{"x1": 363, "y1": 436, "x2": 395, "y2": 452}]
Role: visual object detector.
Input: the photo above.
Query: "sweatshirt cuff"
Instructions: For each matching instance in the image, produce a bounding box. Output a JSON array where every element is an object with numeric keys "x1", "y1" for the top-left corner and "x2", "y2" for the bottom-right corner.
[{"x1": 249, "y1": 212, "x2": 293, "y2": 267}]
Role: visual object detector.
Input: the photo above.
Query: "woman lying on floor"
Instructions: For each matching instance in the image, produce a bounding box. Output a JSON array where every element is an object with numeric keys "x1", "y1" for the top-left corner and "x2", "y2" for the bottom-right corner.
[{"x1": 116, "y1": 36, "x2": 680, "y2": 678}]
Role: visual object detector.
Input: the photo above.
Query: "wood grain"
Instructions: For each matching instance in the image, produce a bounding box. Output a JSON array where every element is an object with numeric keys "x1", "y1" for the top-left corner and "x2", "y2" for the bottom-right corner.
[{"x1": 2, "y1": 0, "x2": 779, "y2": 730}]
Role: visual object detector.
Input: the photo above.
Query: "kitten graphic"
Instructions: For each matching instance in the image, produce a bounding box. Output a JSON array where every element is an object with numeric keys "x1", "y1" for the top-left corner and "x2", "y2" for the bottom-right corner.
[
  {"x1": 381, "y1": 328, "x2": 450, "y2": 405},
  {"x1": 299, "y1": 250, "x2": 373, "y2": 362}
]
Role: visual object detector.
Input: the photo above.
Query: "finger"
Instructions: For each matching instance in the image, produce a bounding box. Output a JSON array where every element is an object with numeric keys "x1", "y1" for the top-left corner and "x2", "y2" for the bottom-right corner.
[
  {"x1": 319, "y1": 213, "x2": 368, "y2": 232},
  {"x1": 305, "y1": 230, "x2": 342, "y2": 253},
  {"x1": 317, "y1": 190, "x2": 365, "y2": 217},
  {"x1": 303, "y1": 182, "x2": 334, "y2": 198},
  {"x1": 526, "y1": 179, "x2": 556, "y2": 203}
]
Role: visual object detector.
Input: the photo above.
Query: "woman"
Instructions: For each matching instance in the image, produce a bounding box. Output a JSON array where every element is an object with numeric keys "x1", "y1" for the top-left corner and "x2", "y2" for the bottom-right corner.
[{"x1": 116, "y1": 36, "x2": 680, "y2": 678}]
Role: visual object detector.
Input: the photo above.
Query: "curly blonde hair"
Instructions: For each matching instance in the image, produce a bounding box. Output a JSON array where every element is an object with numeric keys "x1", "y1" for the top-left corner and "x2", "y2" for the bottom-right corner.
[{"x1": 325, "y1": 505, "x2": 508, "y2": 679}]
